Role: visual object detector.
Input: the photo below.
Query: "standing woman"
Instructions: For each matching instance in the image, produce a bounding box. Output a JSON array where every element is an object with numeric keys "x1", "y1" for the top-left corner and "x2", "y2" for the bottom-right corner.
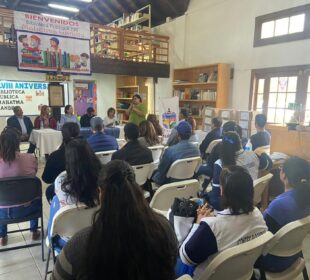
[
  {"x1": 34, "y1": 105, "x2": 57, "y2": 129},
  {"x1": 125, "y1": 94, "x2": 147, "y2": 126},
  {"x1": 0, "y1": 127, "x2": 39, "y2": 245},
  {"x1": 138, "y1": 120, "x2": 160, "y2": 147},
  {"x1": 51, "y1": 160, "x2": 178, "y2": 280},
  {"x1": 60, "y1": 104, "x2": 81, "y2": 128}
]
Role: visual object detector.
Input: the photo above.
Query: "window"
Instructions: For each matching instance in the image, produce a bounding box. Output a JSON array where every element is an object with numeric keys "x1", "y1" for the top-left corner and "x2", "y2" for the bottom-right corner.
[
  {"x1": 250, "y1": 65, "x2": 310, "y2": 124},
  {"x1": 254, "y1": 4, "x2": 310, "y2": 47}
]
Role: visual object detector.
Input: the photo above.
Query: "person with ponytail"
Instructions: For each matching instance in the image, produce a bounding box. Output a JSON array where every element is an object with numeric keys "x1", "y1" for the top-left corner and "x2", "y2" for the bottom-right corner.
[
  {"x1": 208, "y1": 131, "x2": 260, "y2": 210},
  {"x1": 259, "y1": 156, "x2": 310, "y2": 273},
  {"x1": 51, "y1": 160, "x2": 178, "y2": 280}
]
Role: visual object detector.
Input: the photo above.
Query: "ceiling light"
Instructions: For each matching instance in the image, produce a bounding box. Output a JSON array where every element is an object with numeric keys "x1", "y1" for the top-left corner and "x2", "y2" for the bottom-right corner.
[
  {"x1": 41, "y1": 13, "x2": 69, "y2": 20},
  {"x1": 79, "y1": 0, "x2": 92, "y2": 2},
  {"x1": 48, "y1": 3, "x2": 79, "y2": 13}
]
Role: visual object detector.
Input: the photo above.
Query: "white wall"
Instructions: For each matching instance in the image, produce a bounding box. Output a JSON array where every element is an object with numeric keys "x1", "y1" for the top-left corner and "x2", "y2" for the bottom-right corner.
[
  {"x1": 0, "y1": 66, "x2": 116, "y2": 131},
  {"x1": 154, "y1": 0, "x2": 310, "y2": 111}
]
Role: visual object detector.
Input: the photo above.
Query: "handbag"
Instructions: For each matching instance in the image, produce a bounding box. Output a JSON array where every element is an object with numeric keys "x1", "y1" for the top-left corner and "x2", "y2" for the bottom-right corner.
[{"x1": 168, "y1": 198, "x2": 199, "y2": 245}]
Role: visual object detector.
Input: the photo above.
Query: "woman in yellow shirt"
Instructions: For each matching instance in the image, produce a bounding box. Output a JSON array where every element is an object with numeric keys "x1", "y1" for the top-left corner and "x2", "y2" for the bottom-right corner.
[{"x1": 126, "y1": 94, "x2": 146, "y2": 125}]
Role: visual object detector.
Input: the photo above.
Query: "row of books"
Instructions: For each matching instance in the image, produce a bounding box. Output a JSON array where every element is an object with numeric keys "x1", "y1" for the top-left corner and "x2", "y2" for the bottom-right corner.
[
  {"x1": 42, "y1": 49, "x2": 71, "y2": 68},
  {"x1": 174, "y1": 90, "x2": 217, "y2": 101}
]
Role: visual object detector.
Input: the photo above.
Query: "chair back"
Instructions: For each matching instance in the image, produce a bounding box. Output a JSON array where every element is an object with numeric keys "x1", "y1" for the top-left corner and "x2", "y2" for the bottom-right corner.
[
  {"x1": 166, "y1": 157, "x2": 201, "y2": 180},
  {"x1": 95, "y1": 150, "x2": 116, "y2": 165},
  {"x1": 253, "y1": 173, "x2": 273, "y2": 205},
  {"x1": 254, "y1": 145, "x2": 271, "y2": 155},
  {"x1": 205, "y1": 139, "x2": 222, "y2": 154},
  {"x1": 177, "y1": 275, "x2": 193, "y2": 280},
  {"x1": 50, "y1": 204, "x2": 99, "y2": 238},
  {"x1": 263, "y1": 216, "x2": 310, "y2": 257},
  {"x1": 132, "y1": 163, "x2": 155, "y2": 186},
  {"x1": 0, "y1": 176, "x2": 42, "y2": 206},
  {"x1": 196, "y1": 231, "x2": 274, "y2": 280},
  {"x1": 150, "y1": 179, "x2": 199, "y2": 211},
  {"x1": 148, "y1": 145, "x2": 165, "y2": 163},
  {"x1": 116, "y1": 138, "x2": 126, "y2": 148}
]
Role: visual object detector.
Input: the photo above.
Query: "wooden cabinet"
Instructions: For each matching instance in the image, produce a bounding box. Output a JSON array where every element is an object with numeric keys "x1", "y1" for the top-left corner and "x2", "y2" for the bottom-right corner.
[
  {"x1": 116, "y1": 75, "x2": 148, "y2": 123},
  {"x1": 173, "y1": 64, "x2": 230, "y2": 129}
]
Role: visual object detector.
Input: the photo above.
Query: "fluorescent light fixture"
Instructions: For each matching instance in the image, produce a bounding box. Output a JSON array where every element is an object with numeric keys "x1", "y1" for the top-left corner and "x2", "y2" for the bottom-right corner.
[
  {"x1": 41, "y1": 13, "x2": 69, "y2": 19},
  {"x1": 48, "y1": 3, "x2": 79, "y2": 13},
  {"x1": 79, "y1": 0, "x2": 92, "y2": 2}
]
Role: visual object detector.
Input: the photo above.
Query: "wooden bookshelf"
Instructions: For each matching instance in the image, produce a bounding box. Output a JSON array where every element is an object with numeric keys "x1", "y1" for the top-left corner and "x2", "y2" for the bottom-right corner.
[
  {"x1": 173, "y1": 64, "x2": 231, "y2": 129},
  {"x1": 116, "y1": 75, "x2": 149, "y2": 123}
]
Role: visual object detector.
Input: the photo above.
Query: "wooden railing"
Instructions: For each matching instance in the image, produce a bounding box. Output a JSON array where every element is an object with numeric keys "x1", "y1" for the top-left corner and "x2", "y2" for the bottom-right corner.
[{"x1": 0, "y1": 8, "x2": 169, "y2": 64}]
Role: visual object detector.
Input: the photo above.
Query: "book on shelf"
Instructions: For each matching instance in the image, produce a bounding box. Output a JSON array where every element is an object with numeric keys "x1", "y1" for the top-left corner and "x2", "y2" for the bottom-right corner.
[{"x1": 174, "y1": 89, "x2": 217, "y2": 101}]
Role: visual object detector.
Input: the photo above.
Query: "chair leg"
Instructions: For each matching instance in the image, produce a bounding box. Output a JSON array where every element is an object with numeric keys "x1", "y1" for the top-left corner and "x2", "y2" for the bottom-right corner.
[
  {"x1": 41, "y1": 214, "x2": 45, "y2": 262},
  {"x1": 44, "y1": 248, "x2": 51, "y2": 280},
  {"x1": 303, "y1": 266, "x2": 309, "y2": 280}
]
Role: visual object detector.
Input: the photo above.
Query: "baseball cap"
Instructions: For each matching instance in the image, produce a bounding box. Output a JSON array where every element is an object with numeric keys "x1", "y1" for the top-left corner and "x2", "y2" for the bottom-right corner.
[{"x1": 176, "y1": 121, "x2": 192, "y2": 138}]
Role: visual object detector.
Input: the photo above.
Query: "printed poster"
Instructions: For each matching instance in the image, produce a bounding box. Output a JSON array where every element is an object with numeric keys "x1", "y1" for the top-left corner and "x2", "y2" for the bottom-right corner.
[
  {"x1": 0, "y1": 80, "x2": 49, "y2": 116},
  {"x1": 74, "y1": 81, "x2": 97, "y2": 116},
  {"x1": 14, "y1": 11, "x2": 91, "y2": 74}
]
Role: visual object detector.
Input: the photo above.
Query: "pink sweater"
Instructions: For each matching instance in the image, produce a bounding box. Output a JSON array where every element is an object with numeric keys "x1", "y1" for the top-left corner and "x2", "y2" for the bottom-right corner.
[{"x1": 0, "y1": 152, "x2": 38, "y2": 178}]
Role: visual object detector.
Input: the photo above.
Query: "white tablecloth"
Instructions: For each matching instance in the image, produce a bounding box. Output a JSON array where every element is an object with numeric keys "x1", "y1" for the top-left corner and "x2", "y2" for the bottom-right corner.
[{"x1": 29, "y1": 129, "x2": 62, "y2": 155}]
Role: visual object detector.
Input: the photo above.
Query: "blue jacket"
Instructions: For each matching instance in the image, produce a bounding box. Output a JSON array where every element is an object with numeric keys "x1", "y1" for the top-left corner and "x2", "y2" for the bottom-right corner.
[
  {"x1": 152, "y1": 140, "x2": 200, "y2": 185},
  {"x1": 7, "y1": 115, "x2": 33, "y2": 135},
  {"x1": 87, "y1": 132, "x2": 118, "y2": 153}
]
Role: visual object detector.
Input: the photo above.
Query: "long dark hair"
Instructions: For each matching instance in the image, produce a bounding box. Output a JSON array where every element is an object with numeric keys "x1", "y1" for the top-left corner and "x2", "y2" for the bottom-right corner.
[
  {"x1": 61, "y1": 138, "x2": 101, "y2": 207},
  {"x1": 220, "y1": 165, "x2": 254, "y2": 214},
  {"x1": 282, "y1": 156, "x2": 310, "y2": 209},
  {"x1": 82, "y1": 160, "x2": 177, "y2": 280},
  {"x1": 60, "y1": 122, "x2": 80, "y2": 148},
  {"x1": 0, "y1": 127, "x2": 21, "y2": 163},
  {"x1": 139, "y1": 120, "x2": 159, "y2": 146},
  {"x1": 221, "y1": 131, "x2": 242, "y2": 166},
  {"x1": 147, "y1": 114, "x2": 163, "y2": 136}
]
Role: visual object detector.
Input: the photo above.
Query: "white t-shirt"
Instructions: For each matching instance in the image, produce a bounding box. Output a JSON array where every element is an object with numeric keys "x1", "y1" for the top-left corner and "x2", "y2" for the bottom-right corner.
[{"x1": 54, "y1": 171, "x2": 77, "y2": 207}]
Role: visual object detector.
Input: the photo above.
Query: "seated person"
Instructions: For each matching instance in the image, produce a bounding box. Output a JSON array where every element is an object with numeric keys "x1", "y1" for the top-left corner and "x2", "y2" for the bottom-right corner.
[
  {"x1": 138, "y1": 120, "x2": 160, "y2": 147},
  {"x1": 87, "y1": 117, "x2": 118, "y2": 153},
  {"x1": 7, "y1": 106, "x2": 35, "y2": 153},
  {"x1": 42, "y1": 123, "x2": 80, "y2": 203},
  {"x1": 0, "y1": 127, "x2": 39, "y2": 246},
  {"x1": 112, "y1": 123, "x2": 153, "y2": 165},
  {"x1": 147, "y1": 114, "x2": 163, "y2": 136},
  {"x1": 60, "y1": 105, "x2": 80, "y2": 128},
  {"x1": 178, "y1": 166, "x2": 267, "y2": 278},
  {"x1": 103, "y1": 107, "x2": 118, "y2": 127},
  {"x1": 152, "y1": 121, "x2": 200, "y2": 186},
  {"x1": 210, "y1": 132, "x2": 260, "y2": 210},
  {"x1": 47, "y1": 139, "x2": 101, "y2": 250},
  {"x1": 187, "y1": 117, "x2": 199, "y2": 143},
  {"x1": 199, "y1": 117, "x2": 222, "y2": 157},
  {"x1": 167, "y1": 108, "x2": 188, "y2": 146},
  {"x1": 258, "y1": 157, "x2": 310, "y2": 273},
  {"x1": 250, "y1": 114, "x2": 271, "y2": 151},
  {"x1": 51, "y1": 160, "x2": 178, "y2": 279},
  {"x1": 34, "y1": 105, "x2": 57, "y2": 129},
  {"x1": 80, "y1": 107, "x2": 95, "y2": 128}
]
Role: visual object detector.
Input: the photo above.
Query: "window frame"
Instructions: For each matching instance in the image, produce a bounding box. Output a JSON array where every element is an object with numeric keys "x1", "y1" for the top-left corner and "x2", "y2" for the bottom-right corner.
[
  {"x1": 253, "y1": 4, "x2": 310, "y2": 47},
  {"x1": 249, "y1": 65, "x2": 310, "y2": 124}
]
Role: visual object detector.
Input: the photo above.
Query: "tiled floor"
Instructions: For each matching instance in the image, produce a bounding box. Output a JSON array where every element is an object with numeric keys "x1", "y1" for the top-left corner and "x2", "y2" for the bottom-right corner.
[{"x1": 0, "y1": 159, "x2": 309, "y2": 279}]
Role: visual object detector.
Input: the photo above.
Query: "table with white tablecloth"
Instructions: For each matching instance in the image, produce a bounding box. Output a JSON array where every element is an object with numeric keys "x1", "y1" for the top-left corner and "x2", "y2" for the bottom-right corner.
[{"x1": 29, "y1": 129, "x2": 62, "y2": 155}]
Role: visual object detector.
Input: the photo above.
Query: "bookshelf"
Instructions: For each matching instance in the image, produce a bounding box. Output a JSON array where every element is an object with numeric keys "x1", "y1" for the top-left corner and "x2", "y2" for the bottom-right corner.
[
  {"x1": 173, "y1": 64, "x2": 231, "y2": 129},
  {"x1": 116, "y1": 76, "x2": 148, "y2": 123}
]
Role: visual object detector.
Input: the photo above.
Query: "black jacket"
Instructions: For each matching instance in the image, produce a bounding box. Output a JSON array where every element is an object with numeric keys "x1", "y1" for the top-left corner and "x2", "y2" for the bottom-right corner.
[{"x1": 7, "y1": 115, "x2": 33, "y2": 135}]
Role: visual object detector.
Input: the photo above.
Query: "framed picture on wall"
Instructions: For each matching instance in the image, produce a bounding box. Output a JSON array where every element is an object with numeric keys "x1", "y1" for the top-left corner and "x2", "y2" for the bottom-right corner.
[{"x1": 48, "y1": 84, "x2": 65, "y2": 107}]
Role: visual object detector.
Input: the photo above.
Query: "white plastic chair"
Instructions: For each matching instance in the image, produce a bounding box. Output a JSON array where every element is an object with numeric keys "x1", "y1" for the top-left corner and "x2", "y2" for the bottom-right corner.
[
  {"x1": 95, "y1": 150, "x2": 116, "y2": 164},
  {"x1": 148, "y1": 145, "x2": 165, "y2": 163},
  {"x1": 253, "y1": 173, "x2": 273, "y2": 206},
  {"x1": 261, "y1": 216, "x2": 310, "y2": 280},
  {"x1": 132, "y1": 163, "x2": 155, "y2": 198},
  {"x1": 116, "y1": 138, "x2": 126, "y2": 148},
  {"x1": 254, "y1": 145, "x2": 271, "y2": 155},
  {"x1": 177, "y1": 275, "x2": 193, "y2": 280},
  {"x1": 150, "y1": 179, "x2": 199, "y2": 211},
  {"x1": 166, "y1": 156, "x2": 201, "y2": 180},
  {"x1": 195, "y1": 231, "x2": 274, "y2": 280},
  {"x1": 205, "y1": 139, "x2": 222, "y2": 154},
  {"x1": 44, "y1": 204, "x2": 99, "y2": 279}
]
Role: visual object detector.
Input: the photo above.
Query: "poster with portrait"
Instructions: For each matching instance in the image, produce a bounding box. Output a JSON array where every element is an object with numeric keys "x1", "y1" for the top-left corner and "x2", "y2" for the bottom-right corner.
[
  {"x1": 73, "y1": 81, "x2": 97, "y2": 116},
  {"x1": 14, "y1": 11, "x2": 91, "y2": 74}
]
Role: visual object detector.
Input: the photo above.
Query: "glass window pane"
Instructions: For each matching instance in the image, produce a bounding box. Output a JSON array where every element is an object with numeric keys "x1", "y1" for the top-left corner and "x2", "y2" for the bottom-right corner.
[
  {"x1": 278, "y1": 77, "x2": 288, "y2": 92},
  {"x1": 258, "y1": 79, "x2": 265, "y2": 94},
  {"x1": 289, "y1": 14, "x2": 305, "y2": 34},
  {"x1": 275, "y1": 109, "x2": 285, "y2": 123},
  {"x1": 257, "y1": 94, "x2": 264, "y2": 109},
  {"x1": 261, "y1": 21, "x2": 275, "y2": 38},
  {"x1": 286, "y1": 93, "x2": 296, "y2": 108},
  {"x1": 308, "y1": 77, "x2": 310, "y2": 93},
  {"x1": 270, "y1": 77, "x2": 278, "y2": 92},
  {"x1": 275, "y1": 17, "x2": 289, "y2": 36},
  {"x1": 268, "y1": 93, "x2": 277, "y2": 107},
  {"x1": 285, "y1": 109, "x2": 295, "y2": 123},
  {"x1": 306, "y1": 94, "x2": 310, "y2": 110},
  {"x1": 267, "y1": 109, "x2": 276, "y2": 123},
  {"x1": 277, "y1": 93, "x2": 286, "y2": 108},
  {"x1": 287, "y1": 76, "x2": 297, "y2": 92},
  {"x1": 305, "y1": 111, "x2": 310, "y2": 124}
]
